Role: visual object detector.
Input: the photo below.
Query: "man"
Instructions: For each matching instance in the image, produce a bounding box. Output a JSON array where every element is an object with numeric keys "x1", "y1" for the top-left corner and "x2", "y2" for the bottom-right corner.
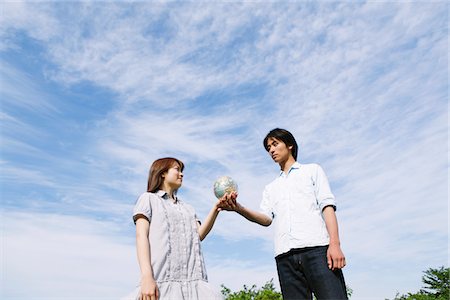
[{"x1": 224, "y1": 128, "x2": 348, "y2": 300}]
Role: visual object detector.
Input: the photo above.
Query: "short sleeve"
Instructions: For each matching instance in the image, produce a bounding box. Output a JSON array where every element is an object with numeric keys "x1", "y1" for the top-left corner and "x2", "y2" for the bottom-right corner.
[
  {"x1": 194, "y1": 212, "x2": 201, "y2": 225},
  {"x1": 133, "y1": 192, "x2": 152, "y2": 224},
  {"x1": 260, "y1": 186, "x2": 274, "y2": 220},
  {"x1": 313, "y1": 164, "x2": 336, "y2": 212}
]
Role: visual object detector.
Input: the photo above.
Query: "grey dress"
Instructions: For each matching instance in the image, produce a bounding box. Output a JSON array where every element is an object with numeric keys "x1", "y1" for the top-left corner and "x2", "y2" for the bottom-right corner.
[{"x1": 125, "y1": 190, "x2": 223, "y2": 300}]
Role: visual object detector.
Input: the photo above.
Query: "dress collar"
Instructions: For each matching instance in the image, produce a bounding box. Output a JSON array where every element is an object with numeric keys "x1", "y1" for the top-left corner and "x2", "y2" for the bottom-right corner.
[{"x1": 156, "y1": 190, "x2": 179, "y2": 202}]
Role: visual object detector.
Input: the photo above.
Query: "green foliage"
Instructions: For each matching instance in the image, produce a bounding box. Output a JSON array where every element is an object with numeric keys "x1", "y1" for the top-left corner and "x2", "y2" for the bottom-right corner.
[
  {"x1": 392, "y1": 291, "x2": 448, "y2": 300},
  {"x1": 221, "y1": 279, "x2": 282, "y2": 300},
  {"x1": 392, "y1": 266, "x2": 449, "y2": 300},
  {"x1": 346, "y1": 286, "x2": 354, "y2": 298},
  {"x1": 422, "y1": 266, "x2": 449, "y2": 297},
  {"x1": 221, "y1": 279, "x2": 353, "y2": 300}
]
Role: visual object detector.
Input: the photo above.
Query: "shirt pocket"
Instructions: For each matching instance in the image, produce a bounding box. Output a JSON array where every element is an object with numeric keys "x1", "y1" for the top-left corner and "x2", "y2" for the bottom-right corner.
[
  {"x1": 291, "y1": 178, "x2": 318, "y2": 213},
  {"x1": 292, "y1": 176, "x2": 315, "y2": 196}
]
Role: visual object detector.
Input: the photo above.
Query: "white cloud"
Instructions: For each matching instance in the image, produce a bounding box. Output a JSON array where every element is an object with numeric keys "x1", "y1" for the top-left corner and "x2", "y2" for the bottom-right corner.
[
  {"x1": 207, "y1": 257, "x2": 279, "y2": 293},
  {"x1": 0, "y1": 160, "x2": 56, "y2": 188},
  {"x1": 1, "y1": 2, "x2": 447, "y2": 299},
  {"x1": 1, "y1": 211, "x2": 138, "y2": 299},
  {"x1": 0, "y1": 61, "x2": 58, "y2": 114},
  {"x1": 1, "y1": 210, "x2": 279, "y2": 299}
]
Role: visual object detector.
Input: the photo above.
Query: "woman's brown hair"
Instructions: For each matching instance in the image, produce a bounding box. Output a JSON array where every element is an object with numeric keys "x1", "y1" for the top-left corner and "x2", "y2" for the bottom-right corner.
[{"x1": 147, "y1": 157, "x2": 185, "y2": 193}]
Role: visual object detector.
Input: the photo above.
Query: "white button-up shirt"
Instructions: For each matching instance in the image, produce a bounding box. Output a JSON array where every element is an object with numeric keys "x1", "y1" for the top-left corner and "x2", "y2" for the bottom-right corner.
[{"x1": 260, "y1": 162, "x2": 336, "y2": 257}]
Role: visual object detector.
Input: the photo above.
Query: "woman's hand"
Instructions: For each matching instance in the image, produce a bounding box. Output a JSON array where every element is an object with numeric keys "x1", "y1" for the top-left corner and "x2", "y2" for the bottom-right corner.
[{"x1": 140, "y1": 274, "x2": 159, "y2": 300}]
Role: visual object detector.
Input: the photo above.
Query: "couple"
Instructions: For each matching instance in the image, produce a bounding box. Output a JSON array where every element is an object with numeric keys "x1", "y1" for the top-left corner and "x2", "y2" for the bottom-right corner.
[{"x1": 129, "y1": 128, "x2": 347, "y2": 300}]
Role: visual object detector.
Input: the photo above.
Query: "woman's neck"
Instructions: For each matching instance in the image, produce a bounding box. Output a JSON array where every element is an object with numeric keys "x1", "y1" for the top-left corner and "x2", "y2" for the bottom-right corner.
[{"x1": 161, "y1": 184, "x2": 176, "y2": 200}]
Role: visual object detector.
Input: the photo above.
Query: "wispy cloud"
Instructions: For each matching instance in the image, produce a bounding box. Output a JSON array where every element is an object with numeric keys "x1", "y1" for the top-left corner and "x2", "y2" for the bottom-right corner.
[
  {"x1": 0, "y1": 61, "x2": 58, "y2": 114},
  {"x1": 1, "y1": 2, "x2": 447, "y2": 299},
  {"x1": 2, "y1": 211, "x2": 136, "y2": 299}
]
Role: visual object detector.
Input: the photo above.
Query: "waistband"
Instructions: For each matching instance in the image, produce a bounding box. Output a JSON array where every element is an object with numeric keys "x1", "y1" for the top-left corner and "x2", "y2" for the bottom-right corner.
[{"x1": 275, "y1": 245, "x2": 328, "y2": 260}]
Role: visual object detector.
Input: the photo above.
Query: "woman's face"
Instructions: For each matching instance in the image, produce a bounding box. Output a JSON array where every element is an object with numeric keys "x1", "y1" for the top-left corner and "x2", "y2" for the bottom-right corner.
[{"x1": 163, "y1": 163, "x2": 183, "y2": 189}]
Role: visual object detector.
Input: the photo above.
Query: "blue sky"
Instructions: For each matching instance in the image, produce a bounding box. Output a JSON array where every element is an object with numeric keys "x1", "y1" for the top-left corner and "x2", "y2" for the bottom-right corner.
[{"x1": 1, "y1": 1, "x2": 448, "y2": 299}]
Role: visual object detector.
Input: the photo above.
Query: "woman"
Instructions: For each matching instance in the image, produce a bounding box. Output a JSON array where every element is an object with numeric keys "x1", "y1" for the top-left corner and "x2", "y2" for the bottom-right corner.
[{"x1": 129, "y1": 157, "x2": 224, "y2": 300}]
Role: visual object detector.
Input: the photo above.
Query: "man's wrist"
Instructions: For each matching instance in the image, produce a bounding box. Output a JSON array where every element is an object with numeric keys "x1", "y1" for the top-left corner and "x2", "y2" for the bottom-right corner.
[
  {"x1": 329, "y1": 240, "x2": 341, "y2": 246},
  {"x1": 235, "y1": 203, "x2": 244, "y2": 214}
]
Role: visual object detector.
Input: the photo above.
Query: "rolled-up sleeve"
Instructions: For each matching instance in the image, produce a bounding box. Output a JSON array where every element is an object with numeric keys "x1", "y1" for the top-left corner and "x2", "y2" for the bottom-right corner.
[
  {"x1": 133, "y1": 192, "x2": 152, "y2": 224},
  {"x1": 314, "y1": 164, "x2": 336, "y2": 212}
]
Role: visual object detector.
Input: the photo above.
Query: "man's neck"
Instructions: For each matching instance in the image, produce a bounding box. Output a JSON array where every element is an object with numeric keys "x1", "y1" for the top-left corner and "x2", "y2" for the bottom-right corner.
[{"x1": 279, "y1": 157, "x2": 296, "y2": 174}]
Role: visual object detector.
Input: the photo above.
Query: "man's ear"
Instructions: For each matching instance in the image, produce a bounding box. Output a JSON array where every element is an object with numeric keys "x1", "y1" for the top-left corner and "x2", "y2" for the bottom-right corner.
[{"x1": 288, "y1": 145, "x2": 293, "y2": 150}]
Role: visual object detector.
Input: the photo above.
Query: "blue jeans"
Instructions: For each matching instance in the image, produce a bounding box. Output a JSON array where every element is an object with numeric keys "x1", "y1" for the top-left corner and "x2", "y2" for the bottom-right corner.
[{"x1": 275, "y1": 246, "x2": 348, "y2": 300}]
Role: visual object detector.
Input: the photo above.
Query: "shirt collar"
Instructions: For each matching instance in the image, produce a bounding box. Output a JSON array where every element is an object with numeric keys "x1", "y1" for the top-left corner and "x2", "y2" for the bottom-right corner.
[
  {"x1": 156, "y1": 190, "x2": 179, "y2": 202},
  {"x1": 279, "y1": 161, "x2": 301, "y2": 177}
]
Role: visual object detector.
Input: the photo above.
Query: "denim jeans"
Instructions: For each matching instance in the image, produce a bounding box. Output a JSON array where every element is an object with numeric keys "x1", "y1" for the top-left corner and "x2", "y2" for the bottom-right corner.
[{"x1": 275, "y1": 246, "x2": 348, "y2": 300}]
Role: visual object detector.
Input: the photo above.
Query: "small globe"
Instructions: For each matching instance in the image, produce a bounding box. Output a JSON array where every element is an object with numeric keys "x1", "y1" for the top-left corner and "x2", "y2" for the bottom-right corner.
[{"x1": 213, "y1": 176, "x2": 238, "y2": 199}]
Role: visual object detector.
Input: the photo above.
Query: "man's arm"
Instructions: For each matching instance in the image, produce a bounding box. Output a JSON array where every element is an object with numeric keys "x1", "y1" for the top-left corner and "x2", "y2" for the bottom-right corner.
[
  {"x1": 235, "y1": 202, "x2": 272, "y2": 226},
  {"x1": 322, "y1": 206, "x2": 346, "y2": 270},
  {"x1": 219, "y1": 192, "x2": 272, "y2": 226}
]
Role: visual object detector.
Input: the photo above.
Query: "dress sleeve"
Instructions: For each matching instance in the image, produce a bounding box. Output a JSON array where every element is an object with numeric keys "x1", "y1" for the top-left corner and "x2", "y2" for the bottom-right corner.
[
  {"x1": 194, "y1": 212, "x2": 202, "y2": 225},
  {"x1": 314, "y1": 164, "x2": 336, "y2": 212},
  {"x1": 133, "y1": 192, "x2": 152, "y2": 224},
  {"x1": 260, "y1": 186, "x2": 274, "y2": 219}
]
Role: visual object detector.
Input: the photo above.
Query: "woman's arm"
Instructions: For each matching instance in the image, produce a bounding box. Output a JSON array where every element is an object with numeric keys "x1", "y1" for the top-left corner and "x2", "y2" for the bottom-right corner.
[
  {"x1": 197, "y1": 201, "x2": 221, "y2": 241},
  {"x1": 322, "y1": 206, "x2": 346, "y2": 270},
  {"x1": 197, "y1": 193, "x2": 273, "y2": 241},
  {"x1": 135, "y1": 218, "x2": 159, "y2": 300}
]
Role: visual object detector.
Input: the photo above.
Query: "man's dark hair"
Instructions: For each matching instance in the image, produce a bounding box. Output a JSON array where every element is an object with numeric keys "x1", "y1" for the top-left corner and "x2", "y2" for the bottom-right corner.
[{"x1": 263, "y1": 128, "x2": 298, "y2": 160}]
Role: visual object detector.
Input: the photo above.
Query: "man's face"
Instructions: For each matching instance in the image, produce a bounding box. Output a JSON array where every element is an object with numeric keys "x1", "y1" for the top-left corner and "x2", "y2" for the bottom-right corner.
[{"x1": 266, "y1": 137, "x2": 293, "y2": 164}]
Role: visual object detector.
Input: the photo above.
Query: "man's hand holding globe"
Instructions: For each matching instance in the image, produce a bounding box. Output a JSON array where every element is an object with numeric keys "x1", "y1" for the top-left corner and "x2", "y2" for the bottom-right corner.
[{"x1": 213, "y1": 176, "x2": 238, "y2": 211}]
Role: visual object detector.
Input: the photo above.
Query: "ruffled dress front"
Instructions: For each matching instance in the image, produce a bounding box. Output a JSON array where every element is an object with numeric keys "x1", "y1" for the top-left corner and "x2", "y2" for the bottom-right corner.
[{"x1": 124, "y1": 191, "x2": 223, "y2": 300}]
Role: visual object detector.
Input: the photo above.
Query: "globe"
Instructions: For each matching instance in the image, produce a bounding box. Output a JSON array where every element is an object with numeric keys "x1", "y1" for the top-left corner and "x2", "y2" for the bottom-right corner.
[{"x1": 213, "y1": 176, "x2": 238, "y2": 199}]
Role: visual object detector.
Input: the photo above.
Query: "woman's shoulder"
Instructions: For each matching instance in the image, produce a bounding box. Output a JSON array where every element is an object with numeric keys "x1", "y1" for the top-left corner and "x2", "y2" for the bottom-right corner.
[
  {"x1": 137, "y1": 191, "x2": 163, "y2": 198},
  {"x1": 135, "y1": 191, "x2": 160, "y2": 203}
]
